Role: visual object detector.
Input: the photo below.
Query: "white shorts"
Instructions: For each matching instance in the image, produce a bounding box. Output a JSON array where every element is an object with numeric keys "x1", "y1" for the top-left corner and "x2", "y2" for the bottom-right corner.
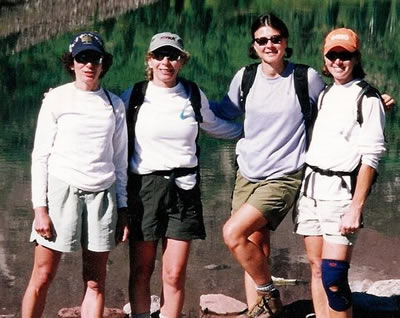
[
  {"x1": 294, "y1": 194, "x2": 358, "y2": 246},
  {"x1": 30, "y1": 175, "x2": 118, "y2": 252}
]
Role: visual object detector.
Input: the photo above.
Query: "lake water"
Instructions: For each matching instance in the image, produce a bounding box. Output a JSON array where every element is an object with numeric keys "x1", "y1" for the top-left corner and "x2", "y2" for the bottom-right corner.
[{"x1": 1, "y1": 0, "x2": 400, "y2": 316}]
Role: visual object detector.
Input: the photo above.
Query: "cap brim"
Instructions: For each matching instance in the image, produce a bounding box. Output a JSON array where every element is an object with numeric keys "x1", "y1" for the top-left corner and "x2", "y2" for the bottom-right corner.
[
  {"x1": 72, "y1": 46, "x2": 104, "y2": 57},
  {"x1": 324, "y1": 43, "x2": 357, "y2": 55},
  {"x1": 149, "y1": 44, "x2": 184, "y2": 52}
]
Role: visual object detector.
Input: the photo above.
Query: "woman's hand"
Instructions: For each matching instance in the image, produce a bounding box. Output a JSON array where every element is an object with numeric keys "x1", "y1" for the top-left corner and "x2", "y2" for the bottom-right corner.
[
  {"x1": 115, "y1": 207, "x2": 129, "y2": 244},
  {"x1": 381, "y1": 93, "x2": 395, "y2": 111},
  {"x1": 33, "y1": 206, "x2": 54, "y2": 239},
  {"x1": 339, "y1": 207, "x2": 362, "y2": 235}
]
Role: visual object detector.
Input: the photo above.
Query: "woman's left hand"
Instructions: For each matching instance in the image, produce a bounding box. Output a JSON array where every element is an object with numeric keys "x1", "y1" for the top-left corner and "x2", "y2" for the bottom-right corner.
[
  {"x1": 381, "y1": 93, "x2": 396, "y2": 111},
  {"x1": 339, "y1": 208, "x2": 361, "y2": 235},
  {"x1": 115, "y1": 207, "x2": 129, "y2": 244}
]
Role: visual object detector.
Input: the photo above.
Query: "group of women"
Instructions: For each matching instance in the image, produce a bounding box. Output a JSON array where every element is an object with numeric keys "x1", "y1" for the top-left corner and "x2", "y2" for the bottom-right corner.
[{"x1": 21, "y1": 12, "x2": 390, "y2": 318}]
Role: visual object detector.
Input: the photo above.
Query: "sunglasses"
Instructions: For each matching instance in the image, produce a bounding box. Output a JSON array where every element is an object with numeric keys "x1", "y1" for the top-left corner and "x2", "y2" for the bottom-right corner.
[
  {"x1": 75, "y1": 52, "x2": 103, "y2": 65},
  {"x1": 325, "y1": 51, "x2": 355, "y2": 61},
  {"x1": 254, "y1": 35, "x2": 283, "y2": 46},
  {"x1": 152, "y1": 51, "x2": 182, "y2": 62}
]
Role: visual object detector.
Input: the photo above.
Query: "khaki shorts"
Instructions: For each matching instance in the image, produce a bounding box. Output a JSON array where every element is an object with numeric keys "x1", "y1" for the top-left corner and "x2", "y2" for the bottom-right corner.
[
  {"x1": 30, "y1": 175, "x2": 118, "y2": 252},
  {"x1": 127, "y1": 173, "x2": 206, "y2": 241},
  {"x1": 232, "y1": 169, "x2": 303, "y2": 231},
  {"x1": 294, "y1": 194, "x2": 358, "y2": 246}
]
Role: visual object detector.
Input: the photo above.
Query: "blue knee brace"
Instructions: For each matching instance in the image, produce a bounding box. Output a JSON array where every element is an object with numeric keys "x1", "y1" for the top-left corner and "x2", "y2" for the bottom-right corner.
[{"x1": 321, "y1": 259, "x2": 352, "y2": 311}]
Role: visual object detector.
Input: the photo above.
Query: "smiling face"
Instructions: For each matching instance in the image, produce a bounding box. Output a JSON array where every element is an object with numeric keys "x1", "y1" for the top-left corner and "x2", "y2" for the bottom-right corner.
[
  {"x1": 147, "y1": 46, "x2": 185, "y2": 88},
  {"x1": 324, "y1": 46, "x2": 357, "y2": 85},
  {"x1": 252, "y1": 25, "x2": 288, "y2": 68},
  {"x1": 72, "y1": 50, "x2": 103, "y2": 91}
]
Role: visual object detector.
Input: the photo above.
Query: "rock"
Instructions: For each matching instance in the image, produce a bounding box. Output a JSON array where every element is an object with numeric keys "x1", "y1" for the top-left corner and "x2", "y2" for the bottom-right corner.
[
  {"x1": 200, "y1": 294, "x2": 247, "y2": 317},
  {"x1": 57, "y1": 306, "x2": 125, "y2": 318},
  {"x1": 367, "y1": 279, "x2": 400, "y2": 297},
  {"x1": 204, "y1": 264, "x2": 230, "y2": 270},
  {"x1": 350, "y1": 279, "x2": 374, "y2": 292}
]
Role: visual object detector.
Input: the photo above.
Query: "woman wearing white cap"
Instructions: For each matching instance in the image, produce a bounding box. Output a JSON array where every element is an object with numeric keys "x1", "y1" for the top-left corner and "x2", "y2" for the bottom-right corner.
[
  {"x1": 294, "y1": 28, "x2": 386, "y2": 318},
  {"x1": 120, "y1": 32, "x2": 242, "y2": 318},
  {"x1": 21, "y1": 32, "x2": 129, "y2": 317}
]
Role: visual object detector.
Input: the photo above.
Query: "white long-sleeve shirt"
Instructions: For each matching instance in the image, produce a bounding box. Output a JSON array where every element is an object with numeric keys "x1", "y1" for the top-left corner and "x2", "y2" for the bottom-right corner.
[
  {"x1": 121, "y1": 80, "x2": 242, "y2": 189},
  {"x1": 303, "y1": 79, "x2": 386, "y2": 200},
  {"x1": 31, "y1": 82, "x2": 128, "y2": 208}
]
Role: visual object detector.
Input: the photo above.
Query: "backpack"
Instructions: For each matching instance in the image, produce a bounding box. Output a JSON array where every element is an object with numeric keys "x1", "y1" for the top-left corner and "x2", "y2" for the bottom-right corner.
[
  {"x1": 318, "y1": 80, "x2": 383, "y2": 126},
  {"x1": 304, "y1": 80, "x2": 382, "y2": 196},
  {"x1": 239, "y1": 63, "x2": 317, "y2": 147},
  {"x1": 126, "y1": 78, "x2": 203, "y2": 161}
]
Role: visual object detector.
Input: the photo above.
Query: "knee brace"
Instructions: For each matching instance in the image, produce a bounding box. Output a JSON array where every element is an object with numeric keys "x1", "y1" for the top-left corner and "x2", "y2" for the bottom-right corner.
[{"x1": 321, "y1": 259, "x2": 352, "y2": 311}]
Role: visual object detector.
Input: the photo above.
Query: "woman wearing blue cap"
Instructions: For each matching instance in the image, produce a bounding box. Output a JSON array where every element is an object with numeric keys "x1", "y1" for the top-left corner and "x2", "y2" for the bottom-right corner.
[{"x1": 21, "y1": 32, "x2": 129, "y2": 318}]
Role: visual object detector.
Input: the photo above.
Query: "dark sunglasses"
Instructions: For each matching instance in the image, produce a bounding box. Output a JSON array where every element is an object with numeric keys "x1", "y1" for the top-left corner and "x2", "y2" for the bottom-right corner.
[
  {"x1": 325, "y1": 51, "x2": 355, "y2": 61},
  {"x1": 152, "y1": 51, "x2": 182, "y2": 62},
  {"x1": 254, "y1": 35, "x2": 283, "y2": 46},
  {"x1": 75, "y1": 52, "x2": 103, "y2": 65}
]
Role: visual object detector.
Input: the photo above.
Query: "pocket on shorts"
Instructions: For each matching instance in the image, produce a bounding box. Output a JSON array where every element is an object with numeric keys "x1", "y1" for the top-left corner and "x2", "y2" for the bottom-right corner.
[{"x1": 47, "y1": 175, "x2": 71, "y2": 208}]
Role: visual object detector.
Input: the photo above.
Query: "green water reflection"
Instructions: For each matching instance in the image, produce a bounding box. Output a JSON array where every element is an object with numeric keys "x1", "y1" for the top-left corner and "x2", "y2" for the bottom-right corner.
[{"x1": 0, "y1": 0, "x2": 399, "y2": 315}]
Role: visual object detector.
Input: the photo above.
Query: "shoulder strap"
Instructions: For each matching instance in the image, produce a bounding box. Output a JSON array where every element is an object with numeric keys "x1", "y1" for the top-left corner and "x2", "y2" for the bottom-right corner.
[
  {"x1": 293, "y1": 63, "x2": 317, "y2": 147},
  {"x1": 104, "y1": 89, "x2": 114, "y2": 113},
  {"x1": 179, "y1": 78, "x2": 203, "y2": 123},
  {"x1": 239, "y1": 63, "x2": 259, "y2": 111},
  {"x1": 127, "y1": 80, "x2": 148, "y2": 161},
  {"x1": 355, "y1": 80, "x2": 382, "y2": 126}
]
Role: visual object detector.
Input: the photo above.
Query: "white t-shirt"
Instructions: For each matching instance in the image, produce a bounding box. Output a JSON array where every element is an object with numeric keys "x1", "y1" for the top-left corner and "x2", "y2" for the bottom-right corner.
[{"x1": 31, "y1": 82, "x2": 128, "y2": 208}]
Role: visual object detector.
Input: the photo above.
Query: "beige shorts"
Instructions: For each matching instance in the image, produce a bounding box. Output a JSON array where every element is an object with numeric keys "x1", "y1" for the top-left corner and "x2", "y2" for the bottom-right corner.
[
  {"x1": 30, "y1": 175, "x2": 118, "y2": 252},
  {"x1": 294, "y1": 194, "x2": 358, "y2": 246},
  {"x1": 231, "y1": 169, "x2": 303, "y2": 231}
]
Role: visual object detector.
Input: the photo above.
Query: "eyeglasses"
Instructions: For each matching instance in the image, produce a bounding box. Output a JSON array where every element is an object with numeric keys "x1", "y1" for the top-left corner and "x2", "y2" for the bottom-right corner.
[
  {"x1": 253, "y1": 35, "x2": 283, "y2": 46},
  {"x1": 151, "y1": 51, "x2": 182, "y2": 62},
  {"x1": 75, "y1": 52, "x2": 103, "y2": 65},
  {"x1": 325, "y1": 51, "x2": 355, "y2": 61}
]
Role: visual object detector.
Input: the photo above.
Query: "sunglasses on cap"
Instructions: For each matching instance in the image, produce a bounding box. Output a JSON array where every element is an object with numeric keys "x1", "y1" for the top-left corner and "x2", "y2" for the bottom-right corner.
[
  {"x1": 325, "y1": 51, "x2": 355, "y2": 61},
  {"x1": 74, "y1": 51, "x2": 103, "y2": 65},
  {"x1": 253, "y1": 35, "x2": 283, "y2": 46},
  {"x1": 151, "y1": 50, "x2": 183, "y2": 62}
]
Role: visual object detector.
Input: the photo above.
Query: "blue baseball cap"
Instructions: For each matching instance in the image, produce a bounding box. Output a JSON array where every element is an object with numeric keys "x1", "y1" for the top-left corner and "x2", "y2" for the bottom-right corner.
[{"x1": 69, "y1": 32, "x2": 105, "y2": 57}]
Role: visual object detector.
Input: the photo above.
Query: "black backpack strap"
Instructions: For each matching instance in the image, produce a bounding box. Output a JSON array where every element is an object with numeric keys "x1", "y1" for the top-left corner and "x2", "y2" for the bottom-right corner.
[
  {"x1": 103, "y1": 89, "x2": 114, "y2": 113},
  {"x1": 127, "y1": 80, "x2": 148, "y2": 161},
  {"x1": 293, "y1": 63, "x2": 317, "y2": 147},
  {"x1": 239, "y1": 63, "x2": 259, "y2": 111},
  {"x1": 179, "y1": 78, "x2": 203, "y2": 123},
  {"x1": 355, "y1": 80, "x2": 382, "y2": 126}
]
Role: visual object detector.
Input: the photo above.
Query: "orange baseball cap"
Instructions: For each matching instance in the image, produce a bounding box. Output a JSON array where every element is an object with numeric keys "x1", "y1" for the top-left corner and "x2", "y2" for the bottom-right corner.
[{"x1": 324, "y1": 28, "x2": 360, "y2": 54}]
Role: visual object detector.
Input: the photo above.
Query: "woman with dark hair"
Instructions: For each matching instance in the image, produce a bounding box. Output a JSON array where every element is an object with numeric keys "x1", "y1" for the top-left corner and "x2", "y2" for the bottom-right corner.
[
  {"x1": 295, "y1": 28, "x2": 386, "y2": 318},
  {"x1": 120, "y1": 32, "x2": 242, "y2": 318},
  {"x1": 21, "y1": 31, "x2": 129, "y2": 318},
  {"x1": 210, "y1": 12, "x2": 326, "y2": 317}
]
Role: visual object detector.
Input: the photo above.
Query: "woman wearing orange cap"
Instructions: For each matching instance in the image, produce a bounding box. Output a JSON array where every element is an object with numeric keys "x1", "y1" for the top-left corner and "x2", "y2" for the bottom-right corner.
[{"x1": 295, "y1": 28, "x2": 386, "y2": 318}]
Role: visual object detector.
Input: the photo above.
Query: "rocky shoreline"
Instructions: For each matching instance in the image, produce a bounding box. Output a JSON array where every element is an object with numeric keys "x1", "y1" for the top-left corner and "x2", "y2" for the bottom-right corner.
[{"x1": 50, "y1": 279, "x2": 400, "y2": 318}]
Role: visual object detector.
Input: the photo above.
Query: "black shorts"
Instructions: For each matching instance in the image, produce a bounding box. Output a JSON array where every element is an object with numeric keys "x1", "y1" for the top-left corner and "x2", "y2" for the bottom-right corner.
[{"x1": 127, "y1": 173, "x2": 206, "y2": 241}]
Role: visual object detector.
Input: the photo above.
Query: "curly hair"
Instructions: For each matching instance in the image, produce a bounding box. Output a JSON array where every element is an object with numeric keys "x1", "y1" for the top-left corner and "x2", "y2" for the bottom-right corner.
[{"x1": 61, "y1": 51, "x2": 113, "y2": 79}]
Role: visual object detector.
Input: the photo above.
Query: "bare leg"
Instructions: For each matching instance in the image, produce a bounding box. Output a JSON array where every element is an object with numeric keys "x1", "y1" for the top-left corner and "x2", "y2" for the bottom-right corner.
[
  {"x1": 223, "y1": 203, "x2": 269, "y2": 285},
  {"x1": 245, "y1": 227, "x2": 270, "y2": 309},
  {"x1": 304, "y1": 236, "x2": 330, "y2": 318},
  {"x1": 81, "y1": 249, "x2": 110, "y2": 318},
  {"x1": 160, "y1": 238, "x2": 191, "y2": 318},
  {"x1": 21, "y1": 245, "x2": 62, "y2": 318},
  {"x1": 129, "y1": 241, "x2": 158, "y2": 315},
  {"x1": 322, "y1": 241, "x2": 353, "y2": 318}
]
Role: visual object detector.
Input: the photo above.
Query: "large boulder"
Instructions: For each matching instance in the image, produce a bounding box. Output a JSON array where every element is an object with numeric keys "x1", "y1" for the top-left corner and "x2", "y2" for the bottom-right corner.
[{"x1": 367, "y1": 279, "x2": 400, "y2": 297}]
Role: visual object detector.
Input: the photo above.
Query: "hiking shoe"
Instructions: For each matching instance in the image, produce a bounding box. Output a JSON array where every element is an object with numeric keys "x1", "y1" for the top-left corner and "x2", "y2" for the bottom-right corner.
[{"x1": 246, "y1": 289, "x2": 282, "y2": 318}]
